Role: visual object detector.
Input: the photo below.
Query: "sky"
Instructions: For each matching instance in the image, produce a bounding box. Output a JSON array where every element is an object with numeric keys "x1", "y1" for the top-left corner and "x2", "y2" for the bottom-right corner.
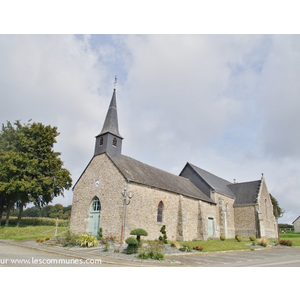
[{"x1": 1, "y1": 34, "x2": 300, "y2": 224}]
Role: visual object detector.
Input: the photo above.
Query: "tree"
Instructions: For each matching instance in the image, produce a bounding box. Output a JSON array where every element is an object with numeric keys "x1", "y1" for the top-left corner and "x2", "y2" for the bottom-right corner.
[
  {"x1": 0, "y1": 120, "x2": 72, "y2": 226},
  {"x1": 159, "y1": 225, "x2": 168, "y2": 244},
  {"x1": 130, "y1": 228, "x2": 148, "y2": 246},
  {"x1": 270, "y1": 193, "x2": 283, "y2": 218}
]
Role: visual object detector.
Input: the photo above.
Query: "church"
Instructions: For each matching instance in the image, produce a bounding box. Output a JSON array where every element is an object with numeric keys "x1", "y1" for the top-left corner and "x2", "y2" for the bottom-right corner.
[{"x1": 70, "y1": 87, "x2": 278, "y2": 242}]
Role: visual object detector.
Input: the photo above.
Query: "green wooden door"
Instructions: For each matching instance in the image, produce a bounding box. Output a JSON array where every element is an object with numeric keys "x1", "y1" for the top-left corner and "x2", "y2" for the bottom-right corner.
[
  {"x1": 208, "y1": 218, "x2": 214, "y2": 237},
  {"x1": 88, "y1": 197, "x2": 101, "y2": 237}
]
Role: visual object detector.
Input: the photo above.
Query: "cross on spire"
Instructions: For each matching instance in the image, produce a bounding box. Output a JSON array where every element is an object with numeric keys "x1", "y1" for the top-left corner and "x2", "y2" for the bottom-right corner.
[{"x1": 114, "y1": 75, "x2": 118, "y2": 89}]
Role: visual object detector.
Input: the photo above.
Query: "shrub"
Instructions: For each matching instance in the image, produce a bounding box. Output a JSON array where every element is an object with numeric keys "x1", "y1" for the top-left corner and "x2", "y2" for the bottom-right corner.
[
  {"x1": 193, "y1": 245, "x2": 204, "y2": 251},
  {"x1": 179, "y1": 243, "x2": 192, "y2": 252},
  {"x1": 249, "y1": 236, "x2": 256, "y2": 242},
  {"x1": 97, "y1": 228, "x2": 103, "y2": 240},
  {"x1": 45, "y1": 236, "x2": 50, "y2": 241},
  {"x1": 159, "y1": 225, "x2": 168, "y2": 244},
  {"x1": 137, "y1": 248, "x2": 150, "y2": 260},
  {"x1": 77, "y1": 234, "x2": 99, "y2": 248},
  {"x1": 130, "y1": 228, "x2": 148, "y2": 245},
  {"x1": 235, "y1": 235, "x2": 242, "y2": 242},
  {"x1": 62, "y1": 230, "x2": 79, "y2": 247},
  {"x1": 138, "y1": 242, "x2": 165, "y2": 260},
  {"x1": 257, "y1": 237, "x2": 269, "y2": 247},
  {"x1": 171, "y1": 241, "x2": 181, "y2": 249},
  {"x1": 40, "y1": 238, "x2": 45, "y2": 243},
  {"x1": 35, "y1": 237, "x2": 41, "y2": 243},
  {"x1": 1, "y1": 217, "x2": 69, "y2": 227},
  {"x1": 279, "y1": 239, "x2": 292, "y2": 247},
  {"x1": 103, "y1": 242, "x2": 110, "y2": 251},
  {"x1": 125, "y1": 237, "x2": 138, "y2": 254},
  {"x1": 220, "y1": 235, "x2": 226, "y2": 241}
]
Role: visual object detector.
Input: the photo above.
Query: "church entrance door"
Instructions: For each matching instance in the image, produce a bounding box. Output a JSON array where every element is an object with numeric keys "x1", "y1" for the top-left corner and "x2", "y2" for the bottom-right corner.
[
  {"x1": 208, "y1": 218, "x2": 214, "y2": 237},
  {"x1": 88, "y1": 197, "x2": 101, "y2": 237}
]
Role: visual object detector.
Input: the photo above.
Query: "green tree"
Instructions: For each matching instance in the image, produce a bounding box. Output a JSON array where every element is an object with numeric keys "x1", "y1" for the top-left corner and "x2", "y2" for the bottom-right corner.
[
  {"x1": 49, "y1": 204, "x2": 64, "y2": 219},
  {"x1": 0, "y1": 120, "x2": 72, "y2": 226},
  {"x1": 270, "y1": 193, "x2": 283, "y2": 218}
]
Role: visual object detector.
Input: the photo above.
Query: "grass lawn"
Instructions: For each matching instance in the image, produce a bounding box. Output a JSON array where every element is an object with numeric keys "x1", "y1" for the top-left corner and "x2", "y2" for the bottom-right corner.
[
  {"x1": 279, "y1": 232, "x2": 300, "y2": 246},
  {"x1": 178, "y1": 238, "x2": 254, "y2": 252},
  {"x1": 0, "y1": 225, "x2": 69, "y2": 240},
  {"x1": 176, "y1": 232, "x2": 300, "y2": 252}
]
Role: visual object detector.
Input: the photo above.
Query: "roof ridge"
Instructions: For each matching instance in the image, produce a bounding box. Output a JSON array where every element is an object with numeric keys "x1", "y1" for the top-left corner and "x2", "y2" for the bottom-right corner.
[{"x1": 227, "y1": 179, "x2": 261, "y2": 186}]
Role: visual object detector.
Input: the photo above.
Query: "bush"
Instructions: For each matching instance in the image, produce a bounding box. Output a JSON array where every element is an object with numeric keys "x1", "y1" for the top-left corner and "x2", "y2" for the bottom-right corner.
[
  {"x1": 220, "y1": 235, "x2": 226, "y2": 241},
  {"x1": 257, "y1": 237, "x2": 269, "y2": 247},
  {"x1": 35, "y1": 237, "x2": 41, "y2": 243},
  {"x1": 77, "y1": 234, "x2": 99, "y2": 248},
  {"x1": 249, "y1": 236, "x2": 256, "y2": 242},
  {"x1": 193, "y1": 245, "x2": 204, "y2": 251},
  {"x1": 279, "y1": 239, "x2": 292, "y2": 247},
  {"x1": 171, "y1": 241, "x2": 181, "y2": 249},
  {"x1": 97, "y1": 228, "x2": 103, "y2": 240},
  {"x1": 137, "y1": 248, "x2": 150, "y2": 260},
  {"x1": 138, "y1": 242, "x2": 165, "y2": 260},
  {"x1": 125, "y1": 237, "x2": 138, "y2": 254},
  {"x1": 179, "y1": 243, "x2": 192, "y2": 252},
  {"x1": 235, "y1": 235, "x2": 242, "y2": 242},
  {"x1": 62, "y1": 230, "x2": 79, "y2": 247},
  {"x1": 130, "y1": 228, "x2": 148, "y2": 245},
  {"x1": 159, "y1": 225, "x2": 168, "y2": 244},
  {"x1": 1, "y1": 217, "x2": 69, "y2": 227}
]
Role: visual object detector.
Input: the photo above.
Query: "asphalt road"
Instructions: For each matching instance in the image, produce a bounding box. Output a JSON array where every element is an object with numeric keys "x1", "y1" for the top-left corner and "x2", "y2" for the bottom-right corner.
[
  {"x1": 167, "y1": 246, "x2": 300, "y2": 267},
  {"x1": 1, "y1": 239, "x2": 299, "y2": 267},
  {"x1": 0, "y1": 240, "x2": 110, "y2": 267}
]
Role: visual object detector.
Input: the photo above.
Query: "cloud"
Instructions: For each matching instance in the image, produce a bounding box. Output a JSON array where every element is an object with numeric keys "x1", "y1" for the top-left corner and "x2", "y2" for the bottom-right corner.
[
  {"x1": 0, "y1": 34, "x2": 111, "y2": 204},
  {"x1": 256, "y1": 35, "x2": 300, "y2": 159},
  {"x1": 1, "y1": 34, "x2": 300, "y2": 224}
]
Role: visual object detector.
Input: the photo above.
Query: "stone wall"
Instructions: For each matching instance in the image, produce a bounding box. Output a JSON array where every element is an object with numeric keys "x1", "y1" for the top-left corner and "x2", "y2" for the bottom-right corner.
[
  {"x1": 214, "y1": 192, "x2": 236, "y2": 238},
  {"x1": 256, "y1": 179, "x2": 277, "y2": 238},
  {"x1": 234, "y1": 205, "x2": 257, "y2": 237},
  {"x1": 124, "y1": 182, "x2": 219, "y2": 241},
  {"x1": 70, "y1": 154, "x2": 126, "y2": 241}
]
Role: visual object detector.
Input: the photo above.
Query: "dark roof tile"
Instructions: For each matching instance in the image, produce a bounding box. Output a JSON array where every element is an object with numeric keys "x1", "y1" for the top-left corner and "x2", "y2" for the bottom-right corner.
[
  {"x1": 108, "y1": 154, "x2": 213, "y2": 203},
  {"x1": 228, "y1": 180, "x2": 261, "y2": 206}
]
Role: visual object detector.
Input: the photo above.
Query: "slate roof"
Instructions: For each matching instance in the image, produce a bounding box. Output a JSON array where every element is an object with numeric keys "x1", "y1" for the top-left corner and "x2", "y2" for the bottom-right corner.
[
  {"x1": 228, "y1": 180, "x2": 261, "y2": 206},
  {"x1": 108, "y1": 154, "x2": 213, "y2": 203},
  {"x1": 292, "y1": 215, "x2": 300, "y2": 224},
  {"x1": 98, "y1": 89, "x2": 123, "y2": 138},
  {"x1": 187, "y1": 163, "x2": 236, "y2": 198}
]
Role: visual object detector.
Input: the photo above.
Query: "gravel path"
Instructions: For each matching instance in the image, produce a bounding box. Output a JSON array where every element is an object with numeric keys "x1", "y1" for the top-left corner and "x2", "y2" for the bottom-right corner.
[{"x1": 91, "y1": 242, "x2": 190, "y2": 261}]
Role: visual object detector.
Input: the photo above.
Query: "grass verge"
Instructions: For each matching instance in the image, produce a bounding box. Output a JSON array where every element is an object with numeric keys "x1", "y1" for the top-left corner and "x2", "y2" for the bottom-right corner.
[
  {"x1": 178, "y1": 238, "x2": 254, "y2": 252},
  {"x1": 176, "y1": 232, "x2": 300, "y2": 252},
  {"x1": 0, "y1": 225, "x2": 69, "y2": 240}
]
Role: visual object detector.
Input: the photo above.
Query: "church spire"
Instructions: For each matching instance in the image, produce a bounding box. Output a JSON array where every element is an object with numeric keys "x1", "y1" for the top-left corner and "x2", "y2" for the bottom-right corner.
[
  {"x1": 99, "y1": 88, "x2": 122, "y2": 138},
  {"x1": 94, "y1": 81, "x2": 123, "y2": 157}
]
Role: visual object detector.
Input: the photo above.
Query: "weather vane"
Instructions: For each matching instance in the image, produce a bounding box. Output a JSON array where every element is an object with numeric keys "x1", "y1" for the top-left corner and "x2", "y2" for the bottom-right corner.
[{"x1": 114, "y1": 75, "x2": 118, "y2": 89}]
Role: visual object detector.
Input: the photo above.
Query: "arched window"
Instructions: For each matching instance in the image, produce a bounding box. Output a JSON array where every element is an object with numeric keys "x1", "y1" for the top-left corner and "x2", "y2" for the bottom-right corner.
[
  {"x1": 157, "y1": 201, "x2": 164, "y2": 222},
  {"x1": 99, "y1": 137, "x2": 103, "y2": 146},
  {"x1": 92, "y1": 197, "x2": 101, "y2": 212},
  {"x1": 112, "y1": 137, "x2": 117, "y2": 147}
]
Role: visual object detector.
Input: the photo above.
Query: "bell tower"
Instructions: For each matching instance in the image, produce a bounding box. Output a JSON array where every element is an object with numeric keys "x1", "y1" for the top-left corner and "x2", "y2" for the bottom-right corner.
[{"x1": 94, "y1": 84, "x2": 123, "y2": 158}]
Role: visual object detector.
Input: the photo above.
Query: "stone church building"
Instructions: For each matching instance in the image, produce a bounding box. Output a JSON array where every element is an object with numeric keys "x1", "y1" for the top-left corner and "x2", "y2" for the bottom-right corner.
[{"x1": 70, "y1": 88, "x2": 277, "y2": 242}]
